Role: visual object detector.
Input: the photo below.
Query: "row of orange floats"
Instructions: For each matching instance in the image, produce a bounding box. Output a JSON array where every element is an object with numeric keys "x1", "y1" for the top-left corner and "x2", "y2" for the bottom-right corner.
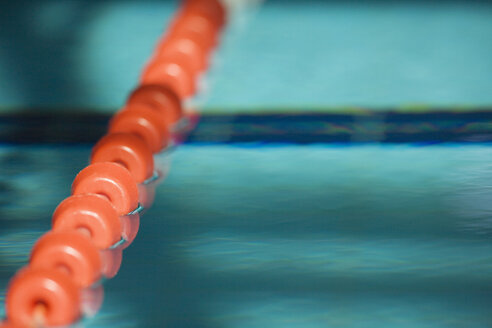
[{"x1": 1, "y1": 0, "x2": 228, "y2": 326}]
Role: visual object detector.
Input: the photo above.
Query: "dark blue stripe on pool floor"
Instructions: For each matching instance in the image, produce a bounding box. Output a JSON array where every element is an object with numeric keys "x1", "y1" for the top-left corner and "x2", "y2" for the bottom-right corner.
[{"x1": 1, "y1": 109, "x2": 492, "y2": 144}]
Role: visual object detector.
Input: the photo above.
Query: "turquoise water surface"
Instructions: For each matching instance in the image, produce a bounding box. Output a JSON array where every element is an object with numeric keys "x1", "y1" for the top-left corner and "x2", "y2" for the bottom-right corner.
[
  {"x1": 1, "y1": 0, "x2": 492, "y2": 110},
  {"x1": 1, "y1": 144, "x2": 492, "y2": 327}
]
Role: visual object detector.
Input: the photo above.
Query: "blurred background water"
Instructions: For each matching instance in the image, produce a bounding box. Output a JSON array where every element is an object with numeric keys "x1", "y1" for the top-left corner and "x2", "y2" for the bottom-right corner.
[
  {"x1": 1, "y1": 0, "x2": 492, "y2": 110},
  {"x1": 1, "y1": 0, "x2": 492, "y2": 327},
  {"x1": 1, "y1": 145, "x2": 492, "y2": 327}
]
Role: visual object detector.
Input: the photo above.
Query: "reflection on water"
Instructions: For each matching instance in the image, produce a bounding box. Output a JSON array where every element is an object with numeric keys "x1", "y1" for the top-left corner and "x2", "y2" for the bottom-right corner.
[
  {"x1": 1, "y1": 144, "x2": 492, "y2": 327},
  {"x1": 182, "y1": 233, "x2": 492, "y2": 280}
]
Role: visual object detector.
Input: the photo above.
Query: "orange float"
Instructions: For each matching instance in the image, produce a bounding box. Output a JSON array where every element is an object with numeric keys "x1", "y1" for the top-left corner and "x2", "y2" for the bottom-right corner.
[
  {"x1": 109, "y1": 105, "x2": 170, "y2": 153},
  {"x1": 6, "y1": 268, "x2": 80, "y2": 327},
  {"x1": 30, "y1": 231, "x2": 102, "y2": 288},
  {"x1": 138, "y1": 181, "x2": 157, "y2": 210},
  {"x1": 127, "y1": 84, "x2": 183, "y2": 126},
  {"x1": 0, "y1": 321, "x2": 21, "y2": 328},
  {"x1": 141, "y1": 52, "x2": 196, "y2": 99},
  {"x1": 91, "y1": 133, "x2": 154, "y2": 183},
  {"x1": 71, "y1": 162, "x2": 139, "y2": 216},
  {"x1": 182, "y1": 0, "x2": 226, "y2": 30},
  {"x1": 155, "y1": 35, "x2": 207, "y2": 76},
  {"x1": 100, "y1": 248, "x2": 123, "y2": 279},
  {"x1": 120, "y1": 212, "x2": 140, "y2": 249},
  {"x1": 52, "y1": 194, "x2": 122, "y2": 249},
  {"x1": 168, "y1": 9, "x2": 218, "y2": 52}
]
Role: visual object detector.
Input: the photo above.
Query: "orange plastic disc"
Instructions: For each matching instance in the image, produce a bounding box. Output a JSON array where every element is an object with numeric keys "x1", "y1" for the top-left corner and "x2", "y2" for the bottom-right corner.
[
  {"x1": 141, "y1": 53, "x2": 196, "y2": 100},
  {"x1": 182, "y1": 0, "x2": 226, "y2": 30},
  {"x1": 127, "y1": 84, "x2": 183, "y2": 126},
  {"x1": 71, "y1": 162, "x2": 139, "y2": 216},
  {"x1": 156, "y1": 35, "x2": 207, "y2": 76},
  {"x1": 100, "y1": 248, "x2": 123, "y2": 279},
  {"x1": 0, "y1": 321, "x2": 21, "y2": 328},
  {"x1": 109, "y1": 105, "x2": 170, "y2": 153},
  {"x1": 120, "y1": 212, "x2": 140, "y2": 249},
  {"x1": 52, "y1": 194, "x2": 121, "y2": 249},
  {"x1": 169, "y1": 9, "x2": 218, "y2": 51},
  {"x1": 6, "y1": 267, "x2": 80, "y2": 327},
  {"x1": 138, "y1": 182, "x2": 156, "y2": 210},
  {"x1": 91, "y1": 133, "x2": 154, "y2": 183},
  {"x1": 30, "y1": 231, "x2": 102, "y2": 288}
]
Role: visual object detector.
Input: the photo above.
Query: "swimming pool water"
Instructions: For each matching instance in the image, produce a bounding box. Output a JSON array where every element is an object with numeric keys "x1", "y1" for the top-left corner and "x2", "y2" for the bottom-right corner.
[{"x1": 1, "y1": 144, "x2": 491, "y2": 327}]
